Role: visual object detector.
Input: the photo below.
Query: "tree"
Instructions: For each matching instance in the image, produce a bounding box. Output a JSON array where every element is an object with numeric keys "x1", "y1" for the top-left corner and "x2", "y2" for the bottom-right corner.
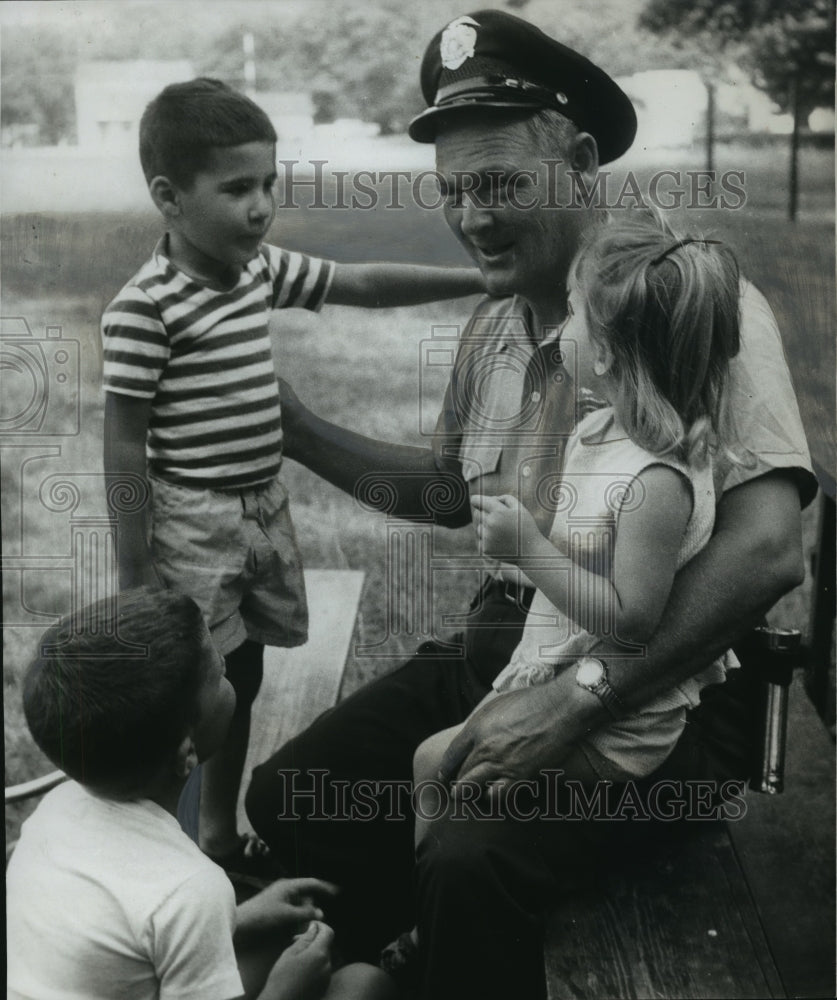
[
  {"x1": 640, "y1": 0, "x2": 836, "y2": 218},
  {"x1": 1, "y1": 27, "x2": 77, "y2": 144},
  {"x1": 641, "y1": 0, "x2": 834, "y2": 119}
]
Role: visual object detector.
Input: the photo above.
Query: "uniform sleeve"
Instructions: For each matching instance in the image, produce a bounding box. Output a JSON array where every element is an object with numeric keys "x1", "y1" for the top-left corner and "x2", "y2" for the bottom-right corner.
[
  {"x1": 102, "y1": 285, "x2": 170, "y2": 399},
  {"x1": 718, "y1": 279, "x2": 817, "y2": 506},
  {"x1": 263, "y1": 244, "x2": 335, "y2": 312},
  {"x1": 149, "y1": 864, "x2": 244, "y2": 1000}
]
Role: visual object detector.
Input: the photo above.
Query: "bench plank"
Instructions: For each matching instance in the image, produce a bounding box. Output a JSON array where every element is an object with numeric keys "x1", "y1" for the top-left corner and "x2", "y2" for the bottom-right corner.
[
  {"x1": 546, "y1": 822, "x2": 783, "y2": 999},
  {"x1": 546, "y1": 675, "x2": 835, "y2": 999},
  {"x1": 236, "y1": 569, "x2": 364, "y2": 828}
]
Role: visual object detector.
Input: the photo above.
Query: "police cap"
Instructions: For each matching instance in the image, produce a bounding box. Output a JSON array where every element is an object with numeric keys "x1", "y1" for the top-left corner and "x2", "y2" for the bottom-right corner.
[{"x1": 408, "y1": 9, "x2": 636, "y2": 164}]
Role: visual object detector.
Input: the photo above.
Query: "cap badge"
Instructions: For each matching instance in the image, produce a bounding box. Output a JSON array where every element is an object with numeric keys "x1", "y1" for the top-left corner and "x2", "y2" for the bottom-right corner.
[{"x1": 440, "y1": 15, "x2": 480, "y2": 70}]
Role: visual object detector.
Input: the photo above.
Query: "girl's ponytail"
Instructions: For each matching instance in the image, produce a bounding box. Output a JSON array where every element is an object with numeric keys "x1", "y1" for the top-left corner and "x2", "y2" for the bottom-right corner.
[{"x1": 573, "y1": 210, "x2": 741, "y2": 465}]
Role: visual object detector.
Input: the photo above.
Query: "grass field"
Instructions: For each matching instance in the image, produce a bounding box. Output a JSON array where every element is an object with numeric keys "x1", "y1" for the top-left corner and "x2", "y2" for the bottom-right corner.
[{"x1": 3, "y1": 146, "x2": 834, "y2": 843}]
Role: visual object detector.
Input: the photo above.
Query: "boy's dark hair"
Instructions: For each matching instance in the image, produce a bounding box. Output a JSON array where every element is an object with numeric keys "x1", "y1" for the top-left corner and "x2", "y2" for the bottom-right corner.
[
  {"x1": 23, "y1": 588, "x2": 207, "y2": 798},
  {"x1": 139, "y1": 77, "x2": 277, "y2": 188}
]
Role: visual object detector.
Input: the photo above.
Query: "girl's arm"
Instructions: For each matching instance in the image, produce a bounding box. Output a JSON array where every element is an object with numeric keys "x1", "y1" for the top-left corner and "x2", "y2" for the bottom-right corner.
[
  {"x1": 473, "y1": 465, "x2": 692, "y2": 646},
  {"x1": 324, "y1": 262, "x2": 485, "y2": 307}
]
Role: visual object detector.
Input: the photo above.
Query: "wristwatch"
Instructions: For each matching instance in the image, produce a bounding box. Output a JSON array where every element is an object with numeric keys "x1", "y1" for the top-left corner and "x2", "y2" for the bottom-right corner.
[{"x1": 575, "y1": 656, "x2": 626, "y2": 720}]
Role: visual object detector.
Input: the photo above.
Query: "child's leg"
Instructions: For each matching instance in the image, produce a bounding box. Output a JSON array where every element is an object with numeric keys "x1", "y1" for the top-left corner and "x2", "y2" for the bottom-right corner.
[
  {"x1": 253, "y1": 955, "x2": 396, "y2": 1000},
  {"x1": 324, "y1": 964, "x2": 398, "y2": 1000},
  {"x1": 199, "y1": 638, "x2": 264, "y2": 857},
  {"x1": 412, "y1": 691, "x2": 502, "y2": 849},
  {"x1": 412, "y1": 723, "x2": 466, "y2": 850},
  {"x1": 252, "y1": 923, "x2": 397, "y2": 1000}
]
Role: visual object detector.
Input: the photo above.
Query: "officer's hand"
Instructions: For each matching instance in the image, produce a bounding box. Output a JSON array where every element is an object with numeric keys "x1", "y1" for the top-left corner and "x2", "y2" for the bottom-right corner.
[{"x1": 438, "y1": 684, "x2": 573, "y2": 800}]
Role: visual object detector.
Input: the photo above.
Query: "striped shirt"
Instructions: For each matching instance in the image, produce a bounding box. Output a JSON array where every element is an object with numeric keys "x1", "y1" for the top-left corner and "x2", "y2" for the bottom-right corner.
[{"x1": 103, "y1": 239, "x2": 335, "y2": 489}]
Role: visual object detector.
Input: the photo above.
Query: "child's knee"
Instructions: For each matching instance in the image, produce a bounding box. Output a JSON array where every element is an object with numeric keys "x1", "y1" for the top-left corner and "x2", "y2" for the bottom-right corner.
[
  {"x1": 329, "y1": 962, "x2": 399, "y2": 1000},
  {"x1": 413, "y1": 735, "x2": 444, "y2": 786}
]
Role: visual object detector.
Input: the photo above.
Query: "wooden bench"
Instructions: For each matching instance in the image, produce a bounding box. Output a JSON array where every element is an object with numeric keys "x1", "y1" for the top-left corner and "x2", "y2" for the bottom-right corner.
[{"x1": 544, "y1": 673, "x2": 836, "y2": 999}]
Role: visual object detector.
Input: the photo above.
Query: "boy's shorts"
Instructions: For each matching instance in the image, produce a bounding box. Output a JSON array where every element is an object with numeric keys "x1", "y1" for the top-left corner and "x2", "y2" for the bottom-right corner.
[{"x1": 149, "y1": 474, "x2": 308, "y2": 655}]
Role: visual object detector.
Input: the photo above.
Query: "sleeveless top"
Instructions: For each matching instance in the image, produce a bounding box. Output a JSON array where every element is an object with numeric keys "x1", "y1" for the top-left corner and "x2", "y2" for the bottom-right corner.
[{"x1": 493, "y1": 406, "x2": 738, "y2": 712}]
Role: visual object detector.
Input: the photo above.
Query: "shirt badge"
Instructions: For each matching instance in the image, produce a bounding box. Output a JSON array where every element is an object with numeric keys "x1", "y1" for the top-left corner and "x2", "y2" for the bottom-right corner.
[{"x1": 440, "y1": 16, "x2": 480, "y2": 70}]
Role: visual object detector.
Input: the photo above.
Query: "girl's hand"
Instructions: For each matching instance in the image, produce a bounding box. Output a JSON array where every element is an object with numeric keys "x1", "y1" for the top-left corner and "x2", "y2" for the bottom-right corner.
[
  {"x1": 265, "y1": 921, "x2": 333, "y2": 1000},
  {"x1": 471, "y1": 495, "x2": 540, "y2": 561}
]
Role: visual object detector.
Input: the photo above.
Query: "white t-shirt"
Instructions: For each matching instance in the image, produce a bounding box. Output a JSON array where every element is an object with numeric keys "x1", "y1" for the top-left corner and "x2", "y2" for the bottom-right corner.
[{"x1": 7, "y1": 782, "x2": 244, "y2": 1000}]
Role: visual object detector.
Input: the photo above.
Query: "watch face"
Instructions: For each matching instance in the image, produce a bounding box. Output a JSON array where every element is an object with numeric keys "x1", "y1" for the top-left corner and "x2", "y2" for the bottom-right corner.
[{"x1": 576, "y1": 658, "x2": 604, "y2": 686}]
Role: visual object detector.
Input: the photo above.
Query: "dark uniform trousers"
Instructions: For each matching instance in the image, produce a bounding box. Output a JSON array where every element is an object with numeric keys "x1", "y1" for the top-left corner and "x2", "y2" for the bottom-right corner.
[{"x1": 246, "y1": 579, "x2": 754, "y2": 1000}]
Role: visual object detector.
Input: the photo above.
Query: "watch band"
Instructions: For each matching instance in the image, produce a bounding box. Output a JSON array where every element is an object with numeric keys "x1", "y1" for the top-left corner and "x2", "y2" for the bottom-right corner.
[{"x1": 575, "y1": 657, "x2": 627, "y2": 720}]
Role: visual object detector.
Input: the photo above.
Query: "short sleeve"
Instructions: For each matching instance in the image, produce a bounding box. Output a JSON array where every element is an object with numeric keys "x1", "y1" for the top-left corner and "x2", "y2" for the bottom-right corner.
[
  {"x1": 102, "y1": 285, "x2": 170, "y2": 399},
  {"x1": 149, "y1": 865, "x2": 243, "y2": 1000},
  {"x1": 262, "y1": 245, "x2": 335, "y2": 312},
  {"x1": 719, "y1": 280, "x2": 816, "y2": 505}
]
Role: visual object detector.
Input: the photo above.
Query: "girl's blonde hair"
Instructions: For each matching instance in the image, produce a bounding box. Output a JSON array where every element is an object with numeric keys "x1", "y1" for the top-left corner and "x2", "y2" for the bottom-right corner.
[{"x1": 572, "y1": 209, "x2": 741, "y2": 466}]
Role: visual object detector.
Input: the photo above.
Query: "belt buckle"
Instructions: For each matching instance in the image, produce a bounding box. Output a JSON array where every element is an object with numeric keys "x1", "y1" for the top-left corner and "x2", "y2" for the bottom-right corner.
[{"x1": 502, "y1": 578, "x2": 519, "y2": 603}]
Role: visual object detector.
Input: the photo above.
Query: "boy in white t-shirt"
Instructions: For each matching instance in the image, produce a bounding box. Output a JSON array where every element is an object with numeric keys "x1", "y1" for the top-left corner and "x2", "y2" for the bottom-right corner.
[{"x1": 7, "y1": 588, "x2": 395, "y2": 1000}]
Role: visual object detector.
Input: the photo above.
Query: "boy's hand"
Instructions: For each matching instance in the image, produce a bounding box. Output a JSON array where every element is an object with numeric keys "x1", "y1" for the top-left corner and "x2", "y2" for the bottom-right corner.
[
  {"x1": 239, "y1": 878, "x2": 339, "y2": 939},
  {"x1": 263, "y1": 921, "x2": 333, "y2": 1000},
  {"x1": 471, "y1": 494, "x2": 540, "y2": 561}
]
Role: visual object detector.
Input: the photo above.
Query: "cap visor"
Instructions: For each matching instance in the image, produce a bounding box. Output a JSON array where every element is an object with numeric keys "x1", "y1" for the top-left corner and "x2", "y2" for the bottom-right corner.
[{"x1": 408, "y1": 97, "x2": 553, "y2": 143}]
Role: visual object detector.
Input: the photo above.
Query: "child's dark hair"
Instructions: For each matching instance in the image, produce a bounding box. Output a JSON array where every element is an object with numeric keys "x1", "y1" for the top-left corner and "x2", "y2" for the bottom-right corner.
[
  {"x1": 139, "y1": 77, "x2": 277, "y2": 188},
  {"x1": 23, "y1": 588, "x2": 207, "y2": 798},
  {"x1": 572, "y1": 210, "x2": 741, "y2": 465}
]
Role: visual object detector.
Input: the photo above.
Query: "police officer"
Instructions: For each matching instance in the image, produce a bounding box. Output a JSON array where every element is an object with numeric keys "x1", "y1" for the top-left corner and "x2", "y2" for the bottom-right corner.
[{"x1": 247, "y1": 11, "x2": 813, "y2": 999}]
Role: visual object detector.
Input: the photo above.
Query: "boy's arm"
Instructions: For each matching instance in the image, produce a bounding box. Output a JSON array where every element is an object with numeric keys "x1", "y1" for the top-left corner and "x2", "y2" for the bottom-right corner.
[
  {"x1": 233, "y1": 878, "x2": 335, "y2": 947},
  {"x1": 103, "y1": 391, "x2": 161, "y2": 590},
  {"x1": 325, "y1": 262, "x2": 485, "y2": 307},
  {"x1": 234, "y1": 881, "x2": 337, "y2": 1000}
]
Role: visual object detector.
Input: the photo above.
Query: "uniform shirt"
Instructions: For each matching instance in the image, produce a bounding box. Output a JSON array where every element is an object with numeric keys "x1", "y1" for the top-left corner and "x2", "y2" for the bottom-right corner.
[
  {"x1": 432, "y1": 295, "x2": 575, "y2": 544},
  {"x1": 432, "y1": 282, "x2": 815, "y2": 544},
  {"x1": 7, "y1": 781, "x2": 243, "y2": 1000},
  {"x1": 102, "y1": 238, "x2": 335, "y2": 490}
]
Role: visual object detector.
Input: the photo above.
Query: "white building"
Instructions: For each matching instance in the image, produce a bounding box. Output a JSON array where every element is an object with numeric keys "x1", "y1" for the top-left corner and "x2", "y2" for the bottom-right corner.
[
  {"x1": 256, "y1": 91, "x2": 315, "y2": 148},
  {"x1": 616, "y1": 70, "x2": 708, "y2": 149},
  {"x1": 75, "y1": 60, "x2": 194, "y2": 148}
]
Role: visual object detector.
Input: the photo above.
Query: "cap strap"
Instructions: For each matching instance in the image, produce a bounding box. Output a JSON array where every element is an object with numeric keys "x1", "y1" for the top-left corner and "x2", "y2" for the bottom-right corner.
[
  {"x1": 651, "y1": 238, "x2": 722, "y2": 266},
  {"x1": 435, "y1": 75, "x2": 568, "y2": 112}
]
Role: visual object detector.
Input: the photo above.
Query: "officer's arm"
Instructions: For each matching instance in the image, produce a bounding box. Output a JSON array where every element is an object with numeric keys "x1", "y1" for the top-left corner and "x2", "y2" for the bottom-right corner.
[
  {"x1": 279, "y1": 378, "x2": 472, "y2": 528},
  {"x1": 441, "y1": 471, "x2": 805, "y2": 786},
  {"x1": 590, "y1": 470, "x2": 804, "y2": 701}
]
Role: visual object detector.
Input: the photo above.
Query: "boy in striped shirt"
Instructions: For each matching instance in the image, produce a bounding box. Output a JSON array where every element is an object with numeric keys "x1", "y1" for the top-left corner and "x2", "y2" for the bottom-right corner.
[{"x1": 102, "y1": 78, "x2": 482, "y2": 878}]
